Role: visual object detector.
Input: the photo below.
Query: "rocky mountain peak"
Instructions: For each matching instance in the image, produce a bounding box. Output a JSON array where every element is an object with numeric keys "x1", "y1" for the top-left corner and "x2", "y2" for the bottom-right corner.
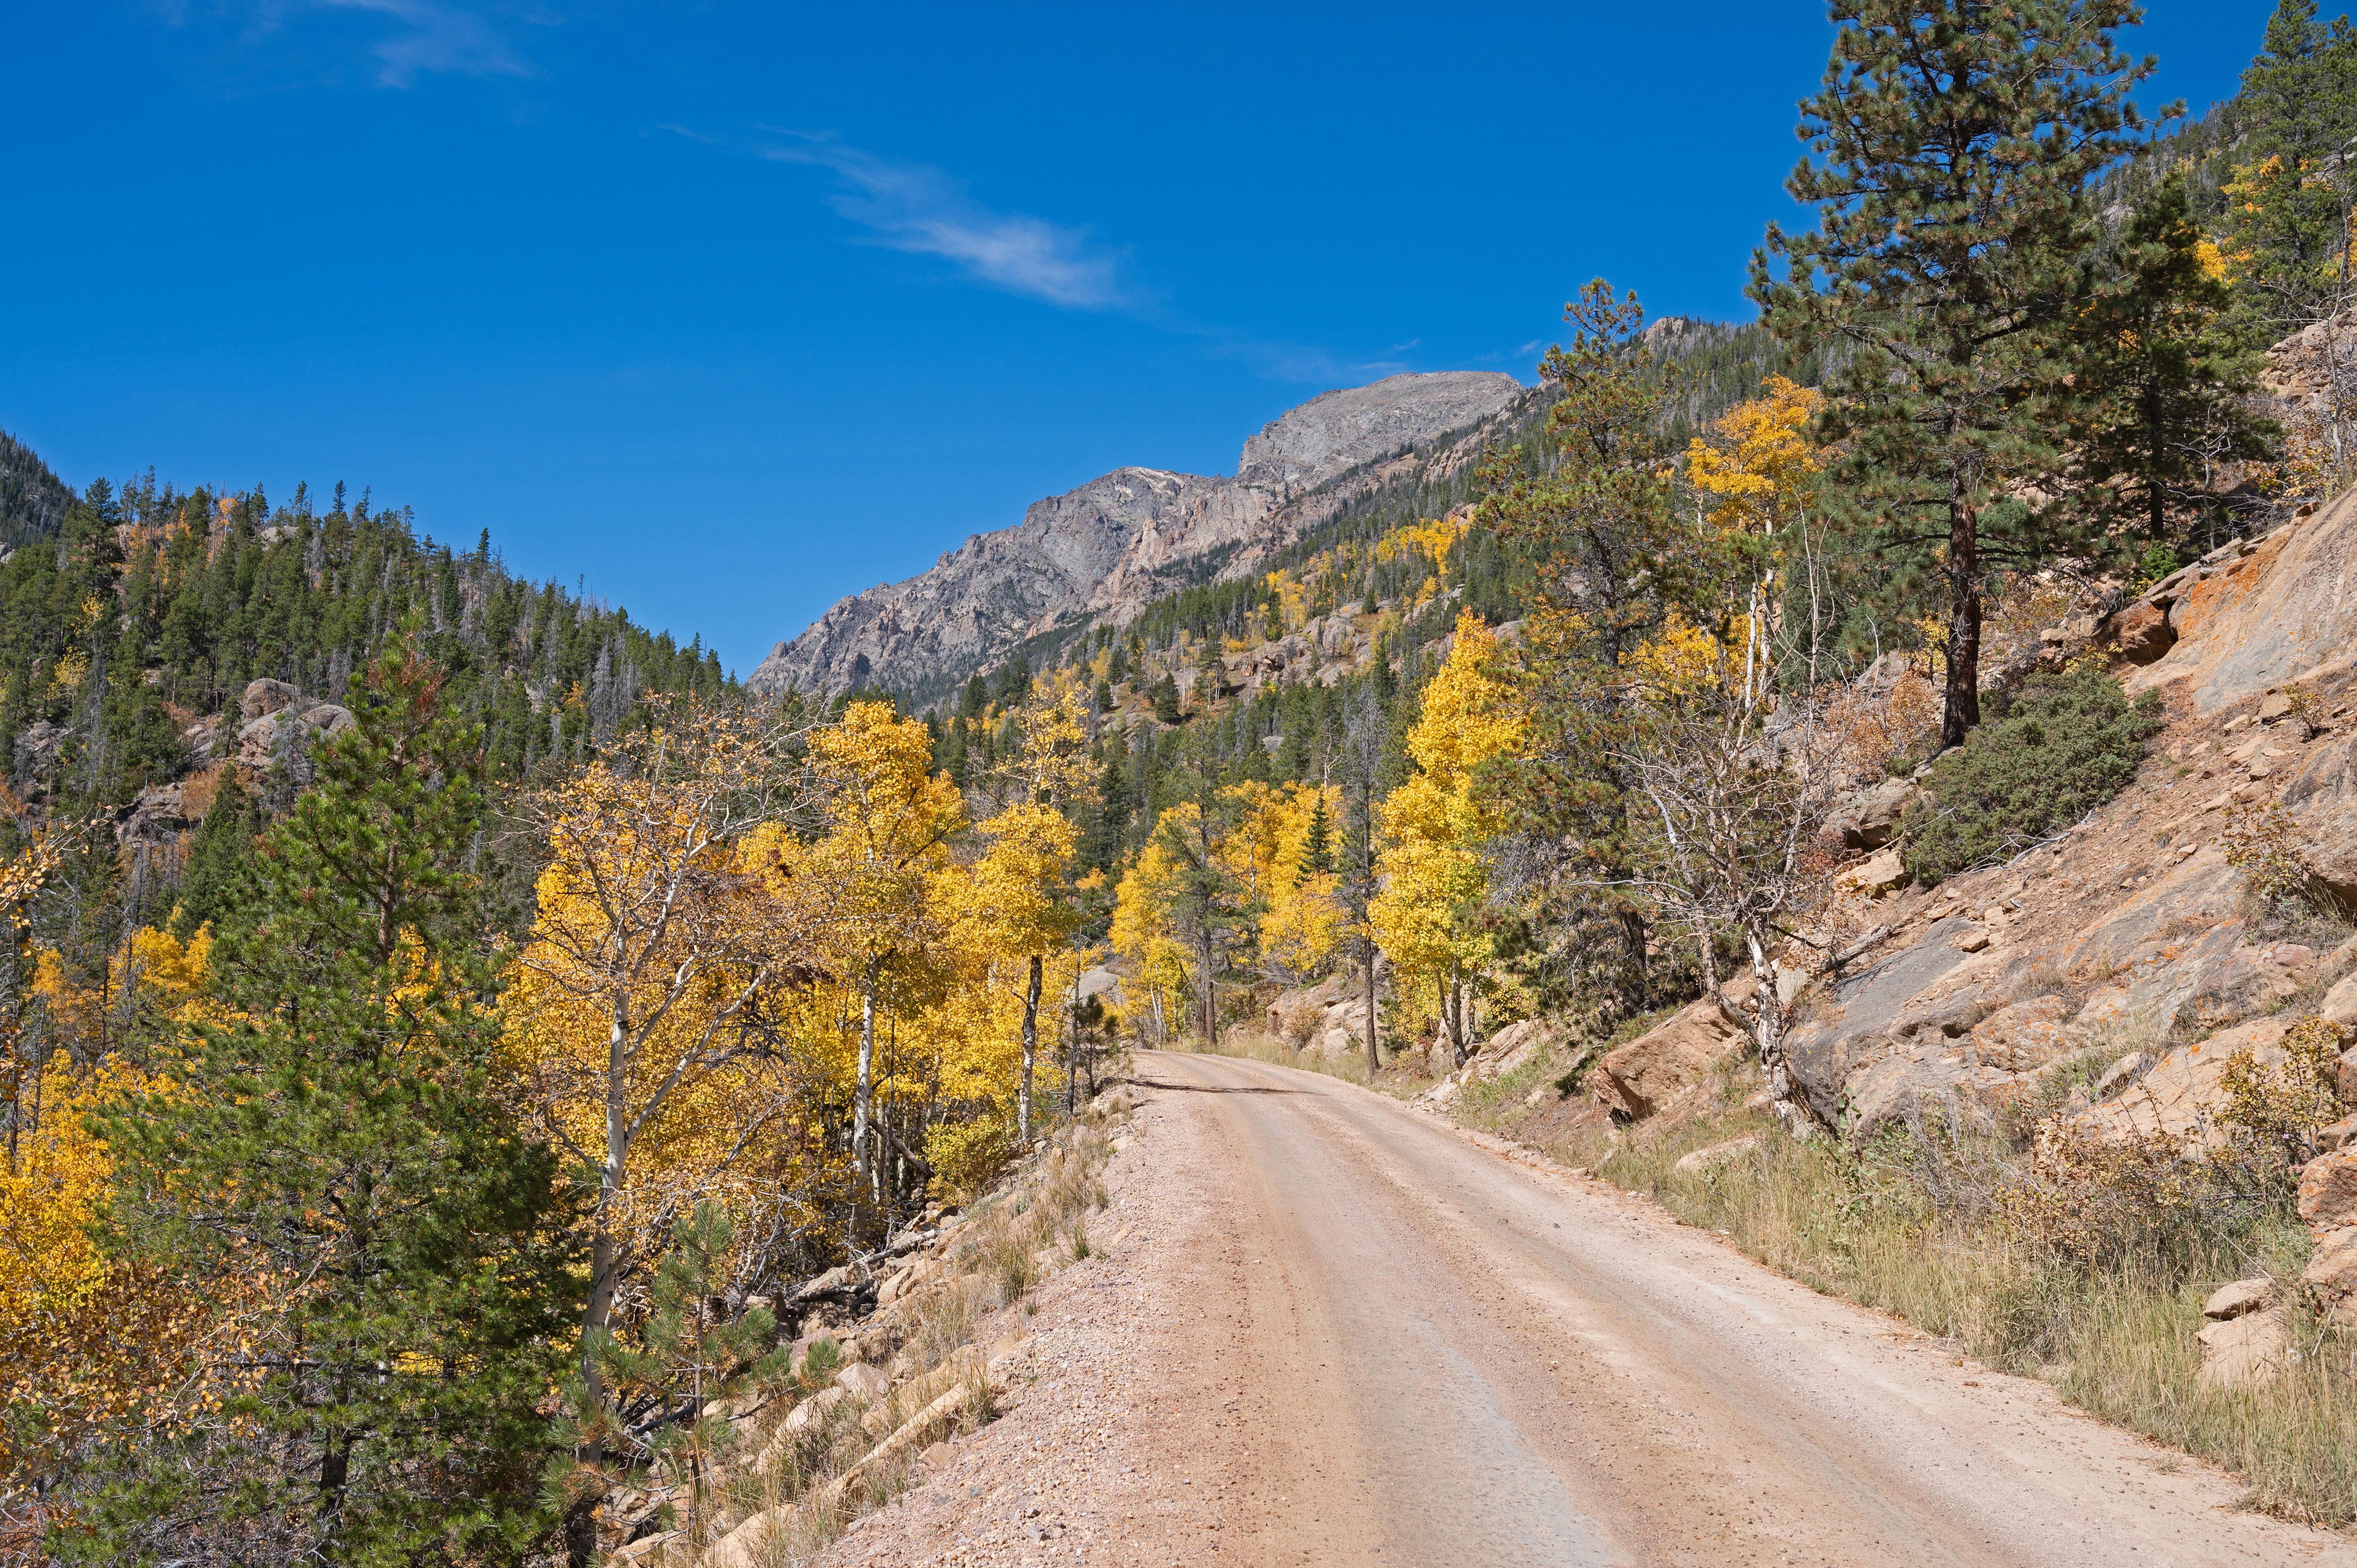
[
  {"x1": 749, "y1": 370, "x2": 1527, "y2": 703},
  {"x1": 1234, "y1": 371, "x2": 1523, "y2": 493}
]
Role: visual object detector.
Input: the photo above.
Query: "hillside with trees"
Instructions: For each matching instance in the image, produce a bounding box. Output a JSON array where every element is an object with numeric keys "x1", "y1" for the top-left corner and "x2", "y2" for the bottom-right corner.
[{"x1": 18, "y1": 0, "x2": 2357, "y2": 1561}]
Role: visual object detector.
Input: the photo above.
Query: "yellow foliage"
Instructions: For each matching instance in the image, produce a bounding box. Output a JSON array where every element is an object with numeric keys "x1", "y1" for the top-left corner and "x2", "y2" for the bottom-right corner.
[
  {"x1": 0, "y1": 1055, "x2": 221, "y2": 1479},
  {"x1": 1226, "y1": 780, "x2": 1345, "y2": 977},
  {"x1": 0, "y1": 1057, "x2": 133, "y2": 1330},
  {"x1": 1371, "y1": 614, "x2": 1520, "y2": 1007},
  {"x1": 1627, "y1": 614, "x2": 1742, "y2": 704},
  {"x1": 1110, "y1": 833, "x2": 1195, "y2": 1037},
  {"x1": 46, "y1": 650, "x2": 88, "y2": 699},
  {"x1": 507, "y1": 699, "x2": 833, "y2": 1273},
  {"x1": 1376, "y1": 515, "x2": 1465, "y2": 572},
  {"x1": 1685, "y1": 374, "x2": 1821, "y2": 539},
  {"x1": 1263, "y1": 569, "x2": 1312, "y2": 635}
]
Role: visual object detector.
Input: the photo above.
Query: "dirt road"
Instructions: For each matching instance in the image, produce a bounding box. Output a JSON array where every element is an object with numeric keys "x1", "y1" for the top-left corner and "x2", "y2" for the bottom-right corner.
[{"x1": 820, "y1": 1051, "x2": 2357, "y2": 1567}]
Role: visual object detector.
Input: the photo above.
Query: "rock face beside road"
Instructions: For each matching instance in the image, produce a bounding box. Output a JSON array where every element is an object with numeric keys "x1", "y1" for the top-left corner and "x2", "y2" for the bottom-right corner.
[{"x1": 749, "y1": 372, "x2": 1526, "y2": 704}]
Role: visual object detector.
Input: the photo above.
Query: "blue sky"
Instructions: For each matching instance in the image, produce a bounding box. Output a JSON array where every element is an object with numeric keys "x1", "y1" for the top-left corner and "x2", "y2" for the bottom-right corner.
[{"x1": 2, "y1": 1, "x2": 2277, "y2": 675}]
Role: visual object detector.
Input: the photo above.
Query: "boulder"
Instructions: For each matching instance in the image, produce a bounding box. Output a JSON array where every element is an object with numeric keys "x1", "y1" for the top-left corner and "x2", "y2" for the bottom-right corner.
[
  {"x1": 1672, "y1": 1134, "x2": 1761, "y2": 1176},
  {"x1": 1076, "y1": 966, "x2": 1124, "y2": 1007},
  {"x1": 2196, "y1": 1307, "x2": 2290, "y2": 1390},
  {"x1": 781, "y1": 1385, "x2": 848, "y2": 1435},
  {"x1": 613, "y1": 1529, "x2": 682, "y2": 1564},
  {"x1": 2304, "y1": 1225, "x2": 2357, "y2": 1319},
  {"x1": 2111, "y1": 600, "x2": 2177, "y2": 664},
  {"x1": 876, "y1": 1257, "x2": 940, "y2": 1309},
  {"x1": 2203, "y1": 1277, "x2": 2272, "y2": 1321},
  {"x1": 1842, "y1": 777, "x2": 1919, "y2": 850},
  {"x1": 1835, "y1": 848, "x2": 1906, "y2": 895},
  {"x1": 1589, "y1": 994, "x2": 1750, "y2": 1119},
  {"x1": 236, "y1": 694, "x2": 357, "y2": 782},
  {"x1": 239, "y1": 677, "x2": 303, "y2": 724},
  {"x1": 2070, "y1": 1017, "x2": 2291, "y2": 1146},
  {"x1": 2299, "y1": 1150, "x2": 2357, "y2": 1230},
  {"x1": 703, "y1": 1505, "x2": 803, "y2": 1568},
  {"x1": 1268, "y1": 975, "x2": 1344, "y2": 1047},
  {"x1": 862, "y1": 1346, "x2": 984, "y2": 1437},
  {"x1": 834, "y1": 1361, "x2": 890, "y2": 1400},
  {"x1": 1472, "y1": 1017, "x2": 1554, "y2": 1082}
]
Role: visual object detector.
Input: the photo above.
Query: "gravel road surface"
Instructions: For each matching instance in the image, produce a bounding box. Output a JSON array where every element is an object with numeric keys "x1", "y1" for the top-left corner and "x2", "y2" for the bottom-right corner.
[{"x1": 816, "y1": 1051, "x2": 2357, "y2": 1567}]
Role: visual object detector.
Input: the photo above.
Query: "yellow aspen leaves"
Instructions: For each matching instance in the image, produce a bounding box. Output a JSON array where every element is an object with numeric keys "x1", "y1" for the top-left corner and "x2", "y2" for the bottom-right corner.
[
  {"x1": 1684, "y1": 374, "x2": 1822, "y2": 540},
  {"x1": 1370, "y1": 613, "x2": 1521, "y2": 1050}
]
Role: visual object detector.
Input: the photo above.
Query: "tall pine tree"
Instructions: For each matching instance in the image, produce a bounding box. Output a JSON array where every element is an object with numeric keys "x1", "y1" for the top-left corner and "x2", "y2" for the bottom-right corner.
[
  {"x1": 2060, "y1": 173, "x2": 2276, "y2": 555},
  {"x1": 82, "y1": 642, "x2": 580, "y2": 1566},
  {"x1": 1755, "y1": 0, "x2": 2159, "y2": 747}
]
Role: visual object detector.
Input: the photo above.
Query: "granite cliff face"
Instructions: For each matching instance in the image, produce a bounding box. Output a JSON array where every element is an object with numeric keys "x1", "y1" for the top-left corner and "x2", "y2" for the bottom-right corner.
[{"x1": 748, "y1": 371, "x2": 1526, "y2": 702}]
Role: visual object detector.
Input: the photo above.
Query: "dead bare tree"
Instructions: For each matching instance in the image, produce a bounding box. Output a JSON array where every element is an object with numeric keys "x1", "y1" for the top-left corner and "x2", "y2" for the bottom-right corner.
[{"x1": 1606, "y1": 513, "x2": 1854, "y2": 1133}]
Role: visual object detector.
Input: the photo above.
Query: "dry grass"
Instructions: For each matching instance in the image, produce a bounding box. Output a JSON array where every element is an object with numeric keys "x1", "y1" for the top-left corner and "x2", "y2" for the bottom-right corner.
[
  {"x1": 633, "y1": 1097, "x2": 1133, "y2": 1566},
  {"x1": 1544, "y1": 1075, "x2": 2357, "y2": 1526}
]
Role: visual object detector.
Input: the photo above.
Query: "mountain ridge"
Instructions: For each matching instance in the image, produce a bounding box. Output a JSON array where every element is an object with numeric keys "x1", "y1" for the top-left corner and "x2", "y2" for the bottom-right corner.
[{"x1": 747, "y1": 370, "x2": 1528, "y2": 703}]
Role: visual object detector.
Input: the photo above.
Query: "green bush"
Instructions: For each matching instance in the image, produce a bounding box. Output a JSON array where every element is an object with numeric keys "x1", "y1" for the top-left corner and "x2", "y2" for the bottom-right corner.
[{"x1": 1899, "y1": 668, "x2": 2162, "y2": 885}]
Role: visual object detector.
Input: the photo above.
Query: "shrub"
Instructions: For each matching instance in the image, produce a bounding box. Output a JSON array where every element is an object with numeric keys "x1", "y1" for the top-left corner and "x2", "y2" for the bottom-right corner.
[
  {"x1": 1997, "y1": 1120, "x2": 2219, "y2": 1269},
  {"x1": 2219, "y1": 1016, "x2": 2348, "y2": 1164},
  {"x1": 2223, "y1": 801, "x2": 2322, "y2": 908},
  {"x1": 1899, "y1": 669, "x2": 2163, "y2": 885},
  {"x1": 925, "y1": 1116, "x2": 1012, "y2": 1203}
]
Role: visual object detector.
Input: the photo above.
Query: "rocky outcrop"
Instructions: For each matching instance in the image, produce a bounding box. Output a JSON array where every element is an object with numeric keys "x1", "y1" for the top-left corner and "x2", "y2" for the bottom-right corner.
[
  {"x1": 2283, "y1": 728, "x2": 2357, "y2": 908},
  {"x1": 2300, "y1": 1148, "x2": 2357, "y2": 1323},
  {"x1": 2071, "y1": 1017, "x2": 2290, "y2": 1145},
  {"x1": 750, "y1": 372, "x2": 1527, "y2": 703},
  {"x1": 1590, "y1": 991, "x2": 1751, "y2": 1119},
  {"x1": 235, "y1": 678, "x2": 353, "y2": 786},
  {"x1": 1827, "y1": 777, "x2": 1919, "y2": 851},
  {"x1": 2119, "y1": 491, "x2": 2357, "y2": 714}
]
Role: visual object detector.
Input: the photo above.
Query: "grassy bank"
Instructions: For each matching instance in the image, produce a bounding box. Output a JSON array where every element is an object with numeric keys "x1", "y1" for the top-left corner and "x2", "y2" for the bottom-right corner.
[{"x1": 1452, "y1": 1048, "x2": 2357, "y2": 1526}]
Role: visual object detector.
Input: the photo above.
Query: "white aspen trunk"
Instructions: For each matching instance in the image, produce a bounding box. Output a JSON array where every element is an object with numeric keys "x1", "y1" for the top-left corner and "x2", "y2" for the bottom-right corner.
[
  {"x1": 854, "y1": 955, "x2": 880, "y2": 1176},
  {"x1": 1019, "y1": 953, "x2": 1042, "y2": 1145}
]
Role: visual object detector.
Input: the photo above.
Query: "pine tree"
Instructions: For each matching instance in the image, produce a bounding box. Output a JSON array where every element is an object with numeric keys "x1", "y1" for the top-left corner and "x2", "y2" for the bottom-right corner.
[
  {"x1": 82, "y1": 643, "x2": 580, "y2": 1565},
  {"x1": 2224, "y1": 0, "x2": 2357, "y2": 332},
  {"x1": 2060, "y1": 173, "x2": 2276, "y2": 552},
  {"x1": 1151, "y1": 673, "x2": 1184, "y2": 726},
  {"x1": 1478, "y1": 284, "x2": 1689, "y2": 1023},
  {"x1": 545, "y1": 1203, "x2": 785, "y2": 1547},
  {"x1": 1755, "y1": 0, "x2": 2159, "y2": 747},
  {"x1": 1304, "y1": 793, "x2": 1334, "y2": 875},
  {"x1": 168, "y1": 767, "x2": 261, "y2": 939}
]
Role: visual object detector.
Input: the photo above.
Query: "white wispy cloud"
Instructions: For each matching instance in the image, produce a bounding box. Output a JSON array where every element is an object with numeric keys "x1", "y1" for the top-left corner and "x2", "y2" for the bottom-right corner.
[
  {"x1": 188, "y1": 1, "x2": 542, "y2": 88},
  {"x1": 671, "y1": 127, "x2": 1456, "y2": 385},
  {"x1": 752, "y1": 134, "x2": 1131, "y2": 311}
]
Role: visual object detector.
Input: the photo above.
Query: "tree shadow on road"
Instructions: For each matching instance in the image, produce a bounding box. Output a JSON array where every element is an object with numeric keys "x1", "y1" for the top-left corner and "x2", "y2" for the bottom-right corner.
[{"x1": 1118, "y1": 1075, "x2": 1309, "y2": 1096}]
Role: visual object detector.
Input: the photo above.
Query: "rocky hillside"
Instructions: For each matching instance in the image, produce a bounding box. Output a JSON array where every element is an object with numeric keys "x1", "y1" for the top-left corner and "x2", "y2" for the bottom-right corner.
[
  {"x1": 748, "y1": 371, "x2": 1528, "y2": 705},
  {"x1": 1421, "y1": 485, "x2": 2357, "y2": 1183}
]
